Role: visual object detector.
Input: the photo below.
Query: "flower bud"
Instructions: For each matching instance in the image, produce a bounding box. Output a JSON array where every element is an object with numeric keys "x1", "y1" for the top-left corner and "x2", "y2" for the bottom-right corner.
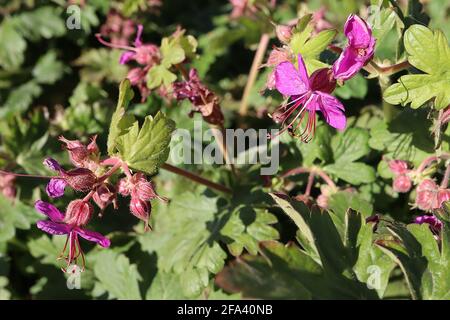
[
  {"x1": 266, "y1": 48, "x2": 290, "y2": 67},
  {"x1": 275, "y1": 25, "x2": 293, "y2": 44},
  {"x1": 64, "y1": 200, "x2": 93, "y2": 227},
  {"x1": 316, "y1": 194, "x2": 328, "y2": 209},
  {"x1": 63, "y1": 168, "x2": 97, "y2": 192},
  {"x1": 393, "y1": 174, "x2": 412, "y2": 193},
  {"x1": 135, "y1": 44, "x2": 160, "y2": 66},
  {"x1": 130, "y1": 195, "x2": 151, "y2": 230},
  {"x1": 388, "y1": 160, "x2": 409, "y2": 175},
  {"x1": 416, "y1": 179, "x2": 438, "y2": 211},
  {"x1": 93, "y1": 183, "x2": 117, "y2": 211},
  {"x1": 87, "y1": 135, "x2": 99, "y2": 154},
  {"x1": 59, "y1": 136, "x2": 89, "y2": 167},
  {"x1": 310, "y1": 68, "x2": 336, "y2": 94},
  {"x1": 117, "y1": 177, "x2": 131, "y2": 196}
]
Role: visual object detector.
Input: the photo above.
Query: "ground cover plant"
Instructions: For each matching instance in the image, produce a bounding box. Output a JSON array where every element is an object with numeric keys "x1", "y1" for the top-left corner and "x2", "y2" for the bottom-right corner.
[{"x1": 0, "y1": 0, "x2": 450, "y2": 300}]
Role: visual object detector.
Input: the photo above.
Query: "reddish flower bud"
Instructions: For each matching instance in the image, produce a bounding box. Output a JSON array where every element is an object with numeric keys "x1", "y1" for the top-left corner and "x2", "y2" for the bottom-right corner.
[
  {"x1": 388, "y1": 160, "x2": 409, "y2": 175},
  {"x1": 275, "y1": 25, "x2": 293, "y2": 44},
  {"x1": 130, "y1": 195, "x2": 151, "y2": 230},
  {"x1": 316, "y1": 194, "x2": 328, "y2": 209},
  {"x1": 393, "y1": 174, "x2": 412, "y2": 193},
  {"x1": 117, "y1": 177, "x2": 131, "y2": 196},
  {"x1": 93, "y1": 183, "x2": 117, "y2": 211},
  {"x1": 62, "y1": 168, "x2": 97, "y2": 192},
  {"x1": 438, "y1": 189, "x2": 450, "y2": 207},
  {"x1": 310, "y1": 68, "x2": 337, "y2": 94},
  {"x1": 87, "y1": 135, "x2": 99, "y2": 154},
  {"x1": 59, "y1": 136, "x2": 89, "y2": 167},
  {"x1": 64, "y1": 200, "x2": 93, "y2": 227},
  {"x1": 0, "y1": 174, "x2": 16, "y2": 200},
  {"x1": 415, "y1": 179, "x2": 448, "y2": 211},
  {"x1": 134, "y1": 44, "x2": 160, "y2": 66},
  {"x1": 265, "y1": 48, "x2": 291, "y2": 67}
]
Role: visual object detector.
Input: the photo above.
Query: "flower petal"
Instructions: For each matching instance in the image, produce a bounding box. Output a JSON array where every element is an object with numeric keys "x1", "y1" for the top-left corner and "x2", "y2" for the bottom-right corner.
[
  {"x1": 344, "y1": 14, "x2": 373, "y2": 48},
  {"x1": 275, "y1": 58, "x2": 310, "y2": 97},
  {"x1": 317, "y1": 92, "x2": 346, "y2": 130},
  {"x1": 43, "y1": 158, "x2": 62, "y2": 171},
  {"x1": 36, "y1": 220, "x2": 70, "y2": 235},
  {"x1": 35, "y1": 200, "x2": 65, "y2": 222},
  {"x1": 46, "y1": 178, "x2": 67, "y2": 198},
  {"x1": 77, "y1": 228, "x2": 111, "y2": 248},
  {"x1": 332, "y1": 47, "x2": 364, "y2": 81},
  {"x1": 119, "y1": 51, "x2": 136, "y2": 64}
]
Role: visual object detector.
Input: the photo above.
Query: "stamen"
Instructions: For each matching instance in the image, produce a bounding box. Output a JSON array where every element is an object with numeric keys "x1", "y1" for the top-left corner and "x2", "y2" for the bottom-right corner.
[{"x1": 95, "y1": 34, "x2": 136, "y2": 52}]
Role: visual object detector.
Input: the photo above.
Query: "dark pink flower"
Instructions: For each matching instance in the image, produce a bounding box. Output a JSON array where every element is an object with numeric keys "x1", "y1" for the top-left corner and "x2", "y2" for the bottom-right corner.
[
  {"x1": 273, "y1": 54, "x2": 346, "y2": 141},
  {"x1": 415, "y1": 214, "x2": 443, "y2": 234},
  {"x1": 35, "y1": 200, "x2": 110, "y2": 271},
  {"x1": 332, "y1": 14, "x2": 375, "y2": 81}
]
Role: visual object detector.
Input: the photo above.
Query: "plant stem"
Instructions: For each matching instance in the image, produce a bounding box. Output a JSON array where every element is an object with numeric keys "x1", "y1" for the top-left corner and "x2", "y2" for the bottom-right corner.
[
  {"x1": 175, "y1": 63, "x2": 236, "y2": 175},
  {"x1": 441, "y1": 165, "x2": 450, "y2": 188},
  {"x1": 0, "y1": 170, "x2": 56, "y2": 180},
  {"x1": 304, "y1": 171, "x2": 315, "y2": 197},
  {"x1": 161, "y1": 163, "x2": 232, "y2": 194},
  {"x1": 282, "y1": 166, "x2": 337, "y2": 189},
  {"x1": 239, "y1": 33, "x2": 270, "y2": 116}
]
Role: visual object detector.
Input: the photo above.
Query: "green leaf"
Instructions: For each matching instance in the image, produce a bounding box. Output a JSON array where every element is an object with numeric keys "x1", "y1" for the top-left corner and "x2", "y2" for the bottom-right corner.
[
  {"x1": 384, "y1": 25, "x2": 450, "y2": 109},
  {"x1": 324, "y1": 162, "x2": 376, "y2": 185},
  {"x1": 161, "y1": 37, "x2": 186, "y2": 68},
  {"x1": 334, "y1": 74, "x2": 368, "y2": 99},
  {"x1": 378, "y1": 220, "x2": 450, "y2": 300},
  {"x1": 368, "y1": 108, "x2": 434, "y2": 166},
  {"x1": 289, "y1": 23, "x2": 336, "y2": 73},
  {"x1": 93, "y1": 251, "x2": 142, "y2": 300},
  {"x1": 221, "y1": 206, "x2": 279, "y2": 256},
  {"x1": 139, "y1": 192, "x2": 227, "y2": 297},
  {"x1": 107, "y1": 79, "x2": 135, "y2": 155},
  {"x1": 0, "y1": 18, "x2": 26, "y2": 70},
  {"x1": 331, "y1": 127, "x2": 371, "y2": 163},
  {"x1": 13, "y1": 6, "x2": 66, "y2": 41},
  {"x1": 147, "y1": 65, "x2": 177, "y2": 90},
  {"x1": 32, "y1": 51, "x2": 65, "y2": 84},
  {"x1": 0, "y1": 81, "x2": 42, "y2": 119},
  {"x1": 116, "y1": 111, "x2": 175, "y2": 175}
]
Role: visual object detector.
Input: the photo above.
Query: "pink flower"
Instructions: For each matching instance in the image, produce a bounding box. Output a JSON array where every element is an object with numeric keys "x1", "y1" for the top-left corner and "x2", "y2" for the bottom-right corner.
[
  {"x1": 35, "y1": 200, "x2": 110, "y2": 271},
  {"x1": 415, "y1": 179, "x2": 450, "y2": 211},
  {"x1": 273, "y1": 54, "x2": 346, "y2": 141},
  {"x1": 332, "y1": 15, "x2": 375, "y2": 81},
  {"x1": 93, "y1": 183, "x2": 118, "y2": 212}
]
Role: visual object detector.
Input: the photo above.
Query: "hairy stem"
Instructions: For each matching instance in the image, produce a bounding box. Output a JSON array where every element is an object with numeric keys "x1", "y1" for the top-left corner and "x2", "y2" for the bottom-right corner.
[
  {"x1": 161, "y1": 163, "x2": 232, "y2": 194},
  {"x1": 282, "y1": 166, "x2": 337, "y2": 189},
  {"x1": 239, "y1": 33, "x2": 270, "y2": 116}
]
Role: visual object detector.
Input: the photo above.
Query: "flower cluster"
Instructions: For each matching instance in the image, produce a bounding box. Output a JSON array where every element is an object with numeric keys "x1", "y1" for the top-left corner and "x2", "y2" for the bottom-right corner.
[
  {"x1": 267, "y1": 14, "x2": 375, "y2": 141},
  {"x1": 97, "y1": 24, "x2": 161, "y2": 101},
  {"x1": 35, "y1": 137, "x2": 165, "y2": 271},
  {"x1": 100, "y1": 10, "x2": 136, "y2": 47},
  {"x1": 172, "y1": 68, "x2": 224, "y2": 125},
  {"x1": 386, "y1": 156, "x2": 450, "y2": 234}
]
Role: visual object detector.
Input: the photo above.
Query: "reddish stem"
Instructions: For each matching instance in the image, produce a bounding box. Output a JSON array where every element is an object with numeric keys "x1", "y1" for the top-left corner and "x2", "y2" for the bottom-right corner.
[{"x1": 161, "y1": 163, "x2": 232, "y2": 194}]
